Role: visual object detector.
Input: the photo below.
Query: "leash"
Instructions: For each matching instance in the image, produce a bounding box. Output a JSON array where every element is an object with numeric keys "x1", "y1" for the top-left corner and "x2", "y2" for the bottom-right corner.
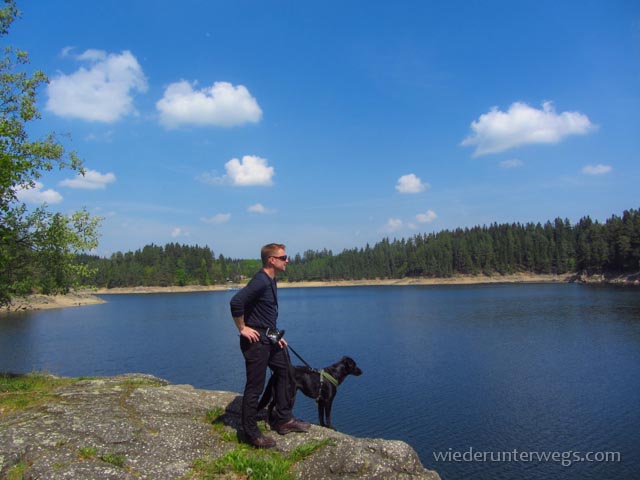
[
  {"x1": 286, "y1": 344, "x2": 339, "y2": 389},
  {"x1": 286, "y1": 344, "x2": 313, "y2": 369}
]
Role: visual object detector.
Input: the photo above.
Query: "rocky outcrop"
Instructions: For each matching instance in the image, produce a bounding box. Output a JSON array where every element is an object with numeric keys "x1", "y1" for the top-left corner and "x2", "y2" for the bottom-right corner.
[
  {"x1": 0, "y1": 374, "x2": 440, "y2": 479},
  {"x1": 570, "y1": 271, "x2": 640, "y2": 286}
]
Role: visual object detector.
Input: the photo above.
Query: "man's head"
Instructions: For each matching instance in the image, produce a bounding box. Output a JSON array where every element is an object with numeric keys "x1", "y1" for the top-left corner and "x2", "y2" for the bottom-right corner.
[{"x1": 261, "y1": 243, "x2": 288, "y2": 273}]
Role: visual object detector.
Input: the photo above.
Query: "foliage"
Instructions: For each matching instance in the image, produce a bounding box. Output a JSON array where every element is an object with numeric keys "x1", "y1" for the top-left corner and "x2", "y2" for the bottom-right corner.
[
  {"x1": 80, "y1": 243, "x2": 260, "y2": 288},
  {"x1": 0, "y1": 0, "x2": 101, "y2": 306}
]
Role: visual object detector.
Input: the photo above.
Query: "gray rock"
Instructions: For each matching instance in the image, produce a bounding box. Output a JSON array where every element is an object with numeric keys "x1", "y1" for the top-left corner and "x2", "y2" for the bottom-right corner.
[{"x1": 0, "y1": 373, "x2": 440, "y2": 479}]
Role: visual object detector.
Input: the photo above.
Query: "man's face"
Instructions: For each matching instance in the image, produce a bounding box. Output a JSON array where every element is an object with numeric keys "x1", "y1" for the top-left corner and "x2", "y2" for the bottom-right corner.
[{"x1": 271, "y1": 248, "x2": 289, "y2": 272}]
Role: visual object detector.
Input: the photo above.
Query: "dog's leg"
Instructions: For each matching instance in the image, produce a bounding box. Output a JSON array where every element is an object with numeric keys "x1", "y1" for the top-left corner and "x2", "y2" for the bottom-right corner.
[
  {"x1": 317, "y1": 400, "x2": 326, "y2": 427},
  {"x1": 325, "y1": 399, "x2": 335, "y2": 430}
]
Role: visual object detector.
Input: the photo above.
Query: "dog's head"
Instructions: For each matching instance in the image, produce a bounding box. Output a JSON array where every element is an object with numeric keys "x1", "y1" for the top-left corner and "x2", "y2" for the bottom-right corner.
[{"x1": 340, "y1": 356, "x2": 363, "y2": 376}]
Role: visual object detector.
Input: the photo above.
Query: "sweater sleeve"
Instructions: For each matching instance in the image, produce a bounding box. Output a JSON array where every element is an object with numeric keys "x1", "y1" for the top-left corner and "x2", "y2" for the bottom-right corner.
[{"x1": 229, "y1": 273, "x2": 267, "y2": 318}]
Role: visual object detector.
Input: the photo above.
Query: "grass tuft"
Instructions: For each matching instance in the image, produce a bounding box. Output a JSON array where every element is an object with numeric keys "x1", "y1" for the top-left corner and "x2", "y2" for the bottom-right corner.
[
  {"x1": 205, "y1": 407, "x2": 237, "y2": 442},
  {"x1": 193, "y1": 446, "x2": 292, "y2": 480},
  {"x1": 0, "y1": 373, "x2": 76, "y2": 416},
  {"x1": 205, "y1": 407, "x2": 224, "y2": 423},
  {"x1": 288, "y1": 439, "x2": 335, "y2": 462},
  {"x1": 190, "y1": 439, "x2": 334, "y2": 480},
  {"x1": 116, "y1": 379, "x2": 164, "y2": 388},
  {"x1": 6, "y1": 462, "x2": 27, "y2": 480},
  {"x1": 78, "y1": 446, "x2": 98, "y2": 459},
  {"x1": 100, "y1": 453, "x2": 126, "y2": 468}
]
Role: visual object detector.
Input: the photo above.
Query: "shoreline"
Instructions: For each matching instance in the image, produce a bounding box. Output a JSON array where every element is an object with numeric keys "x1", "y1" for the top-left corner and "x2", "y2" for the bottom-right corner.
[
  {"x1": 95, "y1": 273, "x2": 571, "y2": 295},
  {"x1": 3, "y1": 272, "x2": 637, "y2": 313}
]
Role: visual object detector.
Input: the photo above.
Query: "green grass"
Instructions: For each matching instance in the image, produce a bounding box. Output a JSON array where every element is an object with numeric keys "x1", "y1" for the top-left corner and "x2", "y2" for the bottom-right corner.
[
  {"x1": 99, "y1": 453, "x2": 126, "y2": 468},
  {"x1": 78, "y1": 446, "x2": 98, "y2": 459},
  {"x1": 205, "y1": 407, "x2": 237, "y2": 442},
  {"x1": 288, "y1": 439, "x2": 334, "y2": 462},
  {"x1": 192, "y1": 446, "x2": 292, "y2": 480},
  {"x1": 0, "y1": 373, "x2": 76, "y2": 416},
  {"x1": 79, "y1": 447, "x2": 124, "y2": 468},
  {"x1": 6, "y1": 462, "x2": 27, "y2": 480},
  {"x1": 205, "y1": 407, "x2": 224, "y2": 423},
  {"x1": 190, "y1": 439, "x2": 334, "y2": 480},
  {"x1": 115, "y1": 378, "x2": 165, "y2": 388}
]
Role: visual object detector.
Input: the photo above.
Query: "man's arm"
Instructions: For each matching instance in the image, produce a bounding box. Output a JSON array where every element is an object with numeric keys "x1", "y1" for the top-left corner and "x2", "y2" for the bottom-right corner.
[
  {"x1": 230, "y1": 275, "x2": 266, "y2": 343},
  {"x1": 233, "y1": 314, "x2": 260, "y2": 343}
]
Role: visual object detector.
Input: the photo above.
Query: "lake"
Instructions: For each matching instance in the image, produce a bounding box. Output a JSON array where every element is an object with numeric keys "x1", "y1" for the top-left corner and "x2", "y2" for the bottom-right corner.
[{"x1": 1, "y1": 283, "x2": 639, "y2": 480}]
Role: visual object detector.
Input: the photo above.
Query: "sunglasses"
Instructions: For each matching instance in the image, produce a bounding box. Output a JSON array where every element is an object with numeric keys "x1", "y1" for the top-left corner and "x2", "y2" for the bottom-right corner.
[{"x1": 271, "y1": 255, "x2": 288, "y2": 261}]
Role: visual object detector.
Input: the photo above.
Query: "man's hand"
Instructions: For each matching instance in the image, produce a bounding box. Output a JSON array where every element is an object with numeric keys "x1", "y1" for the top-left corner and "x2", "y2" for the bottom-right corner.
[
  {"x1": 240, "y1": 326, "x2": 260, "y2": 343},
  {"x1": 278, "y1": 337, "x2": 288, "y2": 349}
]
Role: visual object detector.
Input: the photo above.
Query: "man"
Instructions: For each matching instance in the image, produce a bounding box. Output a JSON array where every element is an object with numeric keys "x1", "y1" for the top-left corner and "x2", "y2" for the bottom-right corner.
[{"x1": 230, "y1": 243, "x2": 309, "y2": 448}]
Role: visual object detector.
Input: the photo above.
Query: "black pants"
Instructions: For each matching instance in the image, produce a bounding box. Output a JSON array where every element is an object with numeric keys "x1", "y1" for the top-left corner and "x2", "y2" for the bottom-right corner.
[{"x1": 240, "y1": 335, "x2": 293, "y2": 439}]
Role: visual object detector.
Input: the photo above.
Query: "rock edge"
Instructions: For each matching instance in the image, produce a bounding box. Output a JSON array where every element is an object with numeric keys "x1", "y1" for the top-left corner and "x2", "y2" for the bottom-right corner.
[{"x1": 0, "y1": 373, "x2": 440, "y2": 480}]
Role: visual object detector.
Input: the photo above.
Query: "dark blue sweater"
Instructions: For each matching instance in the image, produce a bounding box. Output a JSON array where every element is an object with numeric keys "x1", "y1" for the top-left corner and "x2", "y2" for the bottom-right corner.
[{"x1": 229, "y1": 270, "x2": 278, "y2": 329}]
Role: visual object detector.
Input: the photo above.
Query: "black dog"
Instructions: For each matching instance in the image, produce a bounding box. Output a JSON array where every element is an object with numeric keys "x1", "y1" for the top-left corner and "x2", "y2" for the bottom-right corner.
[{"x1": 258, "y1": 356, "x2": 363, "y2": 430}]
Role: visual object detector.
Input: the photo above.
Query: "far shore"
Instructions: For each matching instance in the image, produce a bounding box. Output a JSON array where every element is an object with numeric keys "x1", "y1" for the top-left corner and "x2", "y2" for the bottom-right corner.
[
  {"x1": 95, "y1": 272, "x2": 571, "y2": 295},
  {"x1": 3, "y1": 272, "x2": 637, "y2": 313}
]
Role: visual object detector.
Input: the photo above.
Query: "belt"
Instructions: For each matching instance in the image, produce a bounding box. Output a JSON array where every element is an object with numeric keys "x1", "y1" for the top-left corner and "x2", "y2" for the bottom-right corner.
[{"x1": 246, "y1": 326, "x2": 269, "y2": 332}]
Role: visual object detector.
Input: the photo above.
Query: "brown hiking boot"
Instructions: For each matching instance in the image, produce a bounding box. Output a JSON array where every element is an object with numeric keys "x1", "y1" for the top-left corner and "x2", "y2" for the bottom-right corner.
[
  {"x1": 275, "y1": 418, "x2": 310, "y2": 435},
  {"x1": 249, "y1": 435, "x2": 276, "y2": 449}
]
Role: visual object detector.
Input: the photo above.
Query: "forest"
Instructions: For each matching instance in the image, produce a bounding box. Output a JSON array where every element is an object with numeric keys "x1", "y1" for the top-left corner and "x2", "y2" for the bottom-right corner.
[{"x1": 82, "y1": 209, "x2": 640, "y2": 288}]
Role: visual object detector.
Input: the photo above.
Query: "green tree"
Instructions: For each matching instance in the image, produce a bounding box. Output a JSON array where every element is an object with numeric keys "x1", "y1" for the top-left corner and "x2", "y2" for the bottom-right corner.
[{"x1": 0, "y1": 1, "x2": 101, "y2": 306}]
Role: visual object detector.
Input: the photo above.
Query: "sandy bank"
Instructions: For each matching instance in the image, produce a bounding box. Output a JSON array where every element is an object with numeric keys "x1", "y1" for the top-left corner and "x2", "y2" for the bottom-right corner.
[
  {"x1": 279, "y1": 272, "x2": 572, "y2": 288},
  {"x1": 1, "y1": 292, "x2": 106, "y2": 313}
]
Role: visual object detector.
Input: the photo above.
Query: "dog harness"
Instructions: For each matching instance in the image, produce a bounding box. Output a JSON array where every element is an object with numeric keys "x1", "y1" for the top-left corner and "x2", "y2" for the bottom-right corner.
[{"x1": 317, "y1": 369, "x2": 339, "y2": 402}]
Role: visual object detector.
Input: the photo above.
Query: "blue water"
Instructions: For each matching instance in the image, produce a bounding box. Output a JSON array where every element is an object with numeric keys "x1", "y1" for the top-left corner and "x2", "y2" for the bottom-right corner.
[{"x1": 1, "y1": 283, "x2": 639, "y2": 480}]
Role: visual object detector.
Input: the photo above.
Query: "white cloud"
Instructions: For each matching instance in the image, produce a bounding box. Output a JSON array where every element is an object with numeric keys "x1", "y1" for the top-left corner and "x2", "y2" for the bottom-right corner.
[
  {"x1": 382, "y1": 218, "x2": 403, "y2": 233},
  {"x1": 201, "y1": 213, "x2": 231, "y2": 224},
  {"x1": 500, "y1": 158, "x2": 524, "y2": 169},
  {"x1": 13, "y1": 182, "x2": 63, "y2": 204},
  {"x1": 396, "y1": 174, "x2": 428, "y2": 194},
  {"x1": 416, "y1": 210, "x2": 437, "y2": 223},
  {"x1": 59, "y1": 169, "x2": 116, "y2": 189},
  {"x1": 196, "y1": 171, "x2": 223, "y2": 185},
  {"x1": 60, "y1": 46, "x2": 75, "y2": 58},
  {"x1": 46, "y1": 49, "x2": 148, "y2": 122},
  {"x1": 85, "y1": 131, "x2": 114, "y2": 142},
  {"x1": 156, "y1": 80, "x2": 262, "y2": 128},
  {"x1": 582, "y1": 164, "x2": 612, "y2": 175},
  {"x1": 461, "y1": 101, "x2": 595, "y2": 156},
  {"x1": 248, "y1": 203, "x2": 275, "y2": 214},
  {"x1": 171, "y1": 227, "x2": 189, "y2": 238},
  {"x1": 200, "y1": 155, "x2": 275, "y2": 187}
]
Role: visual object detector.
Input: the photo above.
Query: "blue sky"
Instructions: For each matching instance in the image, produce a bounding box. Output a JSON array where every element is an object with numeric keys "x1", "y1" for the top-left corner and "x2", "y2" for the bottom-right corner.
[{"x1": 10, "y1": 0, "x2": 640, "y2": 258}]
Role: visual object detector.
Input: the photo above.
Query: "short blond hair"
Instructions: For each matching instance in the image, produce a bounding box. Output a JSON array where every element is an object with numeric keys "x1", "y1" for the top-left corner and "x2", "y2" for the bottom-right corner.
[{"x1": 261, "y1": 243, "x2": 286, "y2": 266}]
